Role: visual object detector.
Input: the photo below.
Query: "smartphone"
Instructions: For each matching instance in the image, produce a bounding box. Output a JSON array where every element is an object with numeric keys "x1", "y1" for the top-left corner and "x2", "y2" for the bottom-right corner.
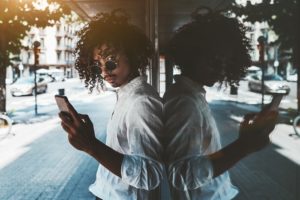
[{"x1": 55, "y1": 95, "x2": 76, "y2": 114}]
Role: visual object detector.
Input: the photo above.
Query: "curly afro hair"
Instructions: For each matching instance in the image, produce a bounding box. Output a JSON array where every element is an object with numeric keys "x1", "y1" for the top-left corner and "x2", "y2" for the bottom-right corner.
[
  {"x1": 74, "y1": 9, "x2": 154, "y2": 92},
  {"x1": 166, "y1": 7, "x2": 252, "y2": 86}
]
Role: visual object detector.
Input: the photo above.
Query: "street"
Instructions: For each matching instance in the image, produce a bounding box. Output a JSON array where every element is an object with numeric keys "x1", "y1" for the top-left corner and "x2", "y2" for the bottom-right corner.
[
  {"x1": 206, "y1": 80, "x2": 297, "y2": 110},
  {"x1": 210, "y1": 102, "x2": 299, "y2": 200},
  {"x1": 0, "y1": 78, "x2": 299, "y2": 200},
  {"x1": 5, "y1": 79, "x2": 298, "y2": 114},
  {"x1": 1, "y1": 79, "x2": 116, "y2": 200},
  {"x1": 6, "y1": 79, "x2": 88, "y2": 113}
]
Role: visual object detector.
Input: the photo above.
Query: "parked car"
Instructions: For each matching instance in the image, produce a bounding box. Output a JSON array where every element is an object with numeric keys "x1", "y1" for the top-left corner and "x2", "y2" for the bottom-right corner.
[
  {"x1": 5, "y1": 78, "x2": 14, "y2": 85},
  {"x1": 243, "y1": 66, "x2": 262, "y2": 80},
  {"x1": 248, "y1": 74, "x2": 290, "y2": 95},
  {"x1": 36, "y1": 69, "x2": 55, "y2": 83},
  {"x1": 48, "y1": 69, "x2": 65, "y2": 82},
  {"x1": 10, "y1": 76, "x2": 48, "y2": 96},
  {"x1": 286, "y1": 73, "x2": 297, "y2": 82}
]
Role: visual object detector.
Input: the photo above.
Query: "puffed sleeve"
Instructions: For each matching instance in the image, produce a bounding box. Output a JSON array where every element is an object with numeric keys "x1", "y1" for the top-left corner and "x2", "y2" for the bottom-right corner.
[
  {"x1": 164, "y1": 95, "x2": 214, "y2": 190},
  {"x1": 121, "y1": 95, "x2": 164, "y2": 190}
]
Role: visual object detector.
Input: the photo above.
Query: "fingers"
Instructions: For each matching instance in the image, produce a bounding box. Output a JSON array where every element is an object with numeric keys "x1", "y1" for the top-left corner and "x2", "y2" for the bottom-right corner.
[
  {"x1": 59, "y1": 112, "x2": 77, "y2": 134},
  {"x1": 241, "y1": 113, "x2": 257, "y2": 127},
  {"x1": 59, "y1": 112, "x2": 73, "y2": 125},
  {"x1": 255, "y1": 111, "x2": 278, "y2": 137},
  {"x1": 244, "y1": 113, "x2": 256, "y2": 120},
  {"x1": 80, "y1": 114, "x2": 93, "y2": 126},
  {"x1": 66, "y1": 103, "x2": 81, "y2": 124},
  {"x1": 61, "y1": 121, "x2": 74, "y2": 134},
  {"x1": 77, "y1": 113, "x2": 87, "y2": 122},
  {"x1": 241, "y1": 111, "x2": 278, "y2": 136},
  {"x1": 243, "y1": 113, "x2": 256, "y2": 122},
  {"x1": 59, "y1": 111, "x2": 93, "y2": 133}
]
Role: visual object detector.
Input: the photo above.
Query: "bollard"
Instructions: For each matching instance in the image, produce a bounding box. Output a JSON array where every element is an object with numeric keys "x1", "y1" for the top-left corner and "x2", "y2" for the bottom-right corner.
[{"x1": 58, "y1": 88, "x2": 65, "y2": 96}]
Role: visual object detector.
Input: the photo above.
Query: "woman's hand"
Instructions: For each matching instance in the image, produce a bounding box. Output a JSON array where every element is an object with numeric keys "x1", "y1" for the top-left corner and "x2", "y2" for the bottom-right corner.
[
  {"x1": 58, "y1": 104, "x2": 98, "y2": 154},
  {"x1": 58, "y1": 104, "x2": 123, "y2": 177},
  {"x1": 238, "y1": 110, "x2": 278, "y2": 155}
]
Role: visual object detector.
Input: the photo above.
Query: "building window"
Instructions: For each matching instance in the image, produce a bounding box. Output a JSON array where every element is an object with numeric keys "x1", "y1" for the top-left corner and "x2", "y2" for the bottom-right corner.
[
  {"x1": 40, "y1": 38, "x2": 45, "y2": 48},
  {"x1": 57, "y1": 51, "x2": 62, "y2": 62},
  {"x1": 28, "y1": 52, "x2": 31, "y2": 61},
  {"x1": 56, "y1": 24, "x2": 60, "y2": 33},
  {"x1": 56, "y1": 38, "x2": 61, "y2": 47}
]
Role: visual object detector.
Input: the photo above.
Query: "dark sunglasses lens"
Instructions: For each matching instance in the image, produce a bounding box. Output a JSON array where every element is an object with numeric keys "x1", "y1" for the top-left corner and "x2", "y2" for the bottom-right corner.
[
  {"x1": 92, "y1": 65, "x2": 101, "y2": 75},
  {"x1": 105, "y1": 60, "x2": 117, "y2": 71},
  {"x1": 93, "y1": 61, "x2": 102, "y2": 74}
]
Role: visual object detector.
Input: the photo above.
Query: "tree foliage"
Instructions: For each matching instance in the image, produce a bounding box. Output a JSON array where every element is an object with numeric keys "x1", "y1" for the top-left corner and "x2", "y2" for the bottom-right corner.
[
  {"x1": 231, "y1": 0, "x2": 299, "y2": 65},
  {"x1": 232, "y1": 0, "x2": 300, "y2": 111},
  {"x1": 0, "y1": 0, "x2": 71, "y2": 112},
  {"x1": 0, "y1": 0, "x2": 71, "y2": 68}
]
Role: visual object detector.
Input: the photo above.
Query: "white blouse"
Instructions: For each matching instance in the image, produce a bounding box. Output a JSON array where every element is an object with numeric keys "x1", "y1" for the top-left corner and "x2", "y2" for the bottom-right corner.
[
  {"x1": 89, "y1": 76, "x2": 164, "y2": 200},
  {"x1": 163, "y1": 75, "x2": 238, "y2": 200}
]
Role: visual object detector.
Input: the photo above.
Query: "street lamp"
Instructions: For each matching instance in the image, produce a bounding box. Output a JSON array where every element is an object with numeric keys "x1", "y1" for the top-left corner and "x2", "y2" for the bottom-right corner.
[
  {"x1": 274, "y1": 60, "x2": 279, "y2": 75},
  {"x1": 33, "y1": 41, "x2": 41, "y2": 115},
  {"x1": 257, "y1": 36, "x2": 267, "y2": 109},
  {"x1": 18, "y1": 63, "x2": 24, "y2": 77}
]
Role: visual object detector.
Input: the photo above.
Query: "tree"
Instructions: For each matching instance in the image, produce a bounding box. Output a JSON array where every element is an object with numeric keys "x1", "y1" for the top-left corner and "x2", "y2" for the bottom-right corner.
[
  {"x1": 0, "y1": 0, "x2": 71, "y2": 112},
  {"x1": 231, "y1": 0, "x2": 300, "y2": 110}
]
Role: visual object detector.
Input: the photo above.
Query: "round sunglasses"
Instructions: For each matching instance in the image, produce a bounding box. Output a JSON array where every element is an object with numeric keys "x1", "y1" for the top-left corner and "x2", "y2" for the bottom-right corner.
[
  {"x1": 104, "y1": 57, "x2": 118, "y2": 71},
  {"x1": 93, "y1": 57, "x2": 118, "y2": 72}
]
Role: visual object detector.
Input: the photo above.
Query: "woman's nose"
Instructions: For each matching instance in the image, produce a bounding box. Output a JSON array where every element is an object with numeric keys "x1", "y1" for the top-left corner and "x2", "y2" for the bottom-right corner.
[
  {"x1": 100, "y1": 65, "x2": 111, "y2": 76},
  {"x1": 101, "y1": 65, "x2": 108, "y2": 72}
]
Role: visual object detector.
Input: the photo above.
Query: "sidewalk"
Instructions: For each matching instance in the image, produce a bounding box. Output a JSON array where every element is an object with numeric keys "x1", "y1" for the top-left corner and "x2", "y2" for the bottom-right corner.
[
  {"x1": 0, "y1": 91, "x2": 116, "y2": 200},
  {"x1": 206, "y1": 85, "x2": 298, "y2": 126},
  {"x1": 206, "y1": 88, "x2": 300, "y2": 200},
  {"x1": 0, "y1": 117, "x2": 99, "y2": 200},
  {"x1": 1, "y1": 84, "x2": 299, "y2": 200}
]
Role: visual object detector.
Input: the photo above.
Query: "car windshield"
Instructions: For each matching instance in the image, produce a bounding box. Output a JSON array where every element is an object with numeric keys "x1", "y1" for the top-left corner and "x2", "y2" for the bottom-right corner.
[
  {"x1": 264, "y1": 74, "x2": 283, "y2": 81},
  {"x1": 15, "y1": 77, "x2": 34, "y2": 84}
]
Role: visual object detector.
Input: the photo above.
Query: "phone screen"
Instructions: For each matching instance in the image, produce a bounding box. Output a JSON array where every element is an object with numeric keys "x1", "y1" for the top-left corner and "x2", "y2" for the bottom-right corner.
[{"x1": 55, "y1": 95, "x2": 70, "y2": 113}]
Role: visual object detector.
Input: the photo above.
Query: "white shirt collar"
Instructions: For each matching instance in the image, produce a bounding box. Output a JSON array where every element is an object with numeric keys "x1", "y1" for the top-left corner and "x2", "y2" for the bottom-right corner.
[{"x1": 116, "y1": 76, "x2": 147, "y2": 99}]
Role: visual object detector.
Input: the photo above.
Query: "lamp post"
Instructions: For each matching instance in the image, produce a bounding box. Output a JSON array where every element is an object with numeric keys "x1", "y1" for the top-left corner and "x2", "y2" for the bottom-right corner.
[
  {"x1": 33, "y1": 41, "x2": 41, "y2": 115},
  {"x1": 18, "y1": 63, "x2": 24, "y2": 77},
  {"x1": 257, "y1": 36, "x2": 266, "y2": 109},
  {"x1": 274, "y1": 60, "x2": 279, "y2": 75}
]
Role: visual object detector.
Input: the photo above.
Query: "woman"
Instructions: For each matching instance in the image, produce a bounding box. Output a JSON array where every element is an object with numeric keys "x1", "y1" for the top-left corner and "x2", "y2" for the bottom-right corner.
[
  {"x1": 164, "y1": 8, "x2": 278, "y2": 200},
  {"x1": 59, "y1": 10, "x2": 164, "y2": 200}
]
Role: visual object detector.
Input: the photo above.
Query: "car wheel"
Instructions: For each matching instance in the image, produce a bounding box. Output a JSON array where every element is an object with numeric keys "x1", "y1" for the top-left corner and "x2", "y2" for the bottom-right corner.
[
  {"x1": 248, "y1": 83, "x2": 253, "y2": 91},
  {"x1": 43, "y1": 86, "x2": 48, "y2": 93},
  {"x1": 262, "y1": 87, "x2": 268, "y2": 94},
  {"x1": 32, "y1": 89, "x2": 36, "y2": 96}
]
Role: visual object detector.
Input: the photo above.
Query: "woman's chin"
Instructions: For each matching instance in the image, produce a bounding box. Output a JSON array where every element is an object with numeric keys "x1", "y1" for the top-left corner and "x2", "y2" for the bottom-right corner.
[{"x1": 109, "y1": 82, "x2": 121, "y2": 88}]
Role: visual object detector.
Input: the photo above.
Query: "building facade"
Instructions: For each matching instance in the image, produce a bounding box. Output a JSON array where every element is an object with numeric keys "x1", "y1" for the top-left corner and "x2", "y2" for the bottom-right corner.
[{"x1": 7, "y1": 19, "x2": 81, "y2": 81}]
